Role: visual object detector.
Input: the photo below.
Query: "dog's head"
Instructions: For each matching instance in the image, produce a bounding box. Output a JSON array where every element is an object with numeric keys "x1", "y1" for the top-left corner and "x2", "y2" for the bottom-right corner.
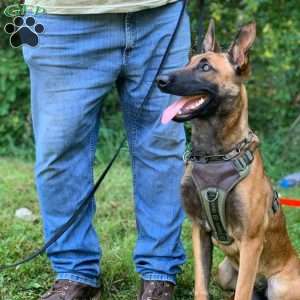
[{"x1": 158, "y1": 20, "x2": 256, "y2": 124}]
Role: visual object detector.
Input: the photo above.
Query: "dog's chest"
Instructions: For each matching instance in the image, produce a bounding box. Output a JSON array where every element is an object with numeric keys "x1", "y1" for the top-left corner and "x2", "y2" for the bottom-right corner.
[{"x1": 182, "y1": 162, "x2": 245, "y2": 244}]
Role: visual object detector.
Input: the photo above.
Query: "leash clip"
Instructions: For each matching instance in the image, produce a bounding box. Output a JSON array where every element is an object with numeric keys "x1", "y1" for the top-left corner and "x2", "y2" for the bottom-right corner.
[{"x1": 183, "y1": 150, "x2": 191, "y2": 162}]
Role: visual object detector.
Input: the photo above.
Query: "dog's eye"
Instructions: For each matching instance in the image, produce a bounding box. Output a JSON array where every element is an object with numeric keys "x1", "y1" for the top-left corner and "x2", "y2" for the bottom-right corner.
[{"x1": 202, "y1": 63, "x2": 211, "y2": 72}]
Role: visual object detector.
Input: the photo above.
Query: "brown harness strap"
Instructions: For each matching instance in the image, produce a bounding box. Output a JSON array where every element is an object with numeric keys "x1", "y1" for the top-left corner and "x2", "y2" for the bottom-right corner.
[{"x1": 185, "y1": 133, "x2": 258, "y2": 244}]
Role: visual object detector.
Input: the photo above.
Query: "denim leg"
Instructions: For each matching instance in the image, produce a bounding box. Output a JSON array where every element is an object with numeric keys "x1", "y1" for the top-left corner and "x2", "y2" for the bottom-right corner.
[
  {"x1": 117, "y1": 2, "x2": 191, "y2": 284},
  {"x1": 23, "y1": 14, "x2": 124, "y2": 287}
]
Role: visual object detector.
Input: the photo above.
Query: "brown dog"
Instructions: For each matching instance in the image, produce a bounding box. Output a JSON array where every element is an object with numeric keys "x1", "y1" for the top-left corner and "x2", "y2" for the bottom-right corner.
[{"x1": 157, "y1": 20, "x2": 300, "y2": 300}]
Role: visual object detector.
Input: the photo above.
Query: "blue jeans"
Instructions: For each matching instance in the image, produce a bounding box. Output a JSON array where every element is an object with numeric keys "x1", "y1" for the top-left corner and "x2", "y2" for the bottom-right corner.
[{"x1": 23, "y1": 1, "x2": 191, "y2": 287}]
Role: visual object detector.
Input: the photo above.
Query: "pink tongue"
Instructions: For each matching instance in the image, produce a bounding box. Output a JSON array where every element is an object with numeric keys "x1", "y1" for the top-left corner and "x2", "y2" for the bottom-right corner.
[{"x1": 161, "y1": 98, "x2": 190, "y2": 124}]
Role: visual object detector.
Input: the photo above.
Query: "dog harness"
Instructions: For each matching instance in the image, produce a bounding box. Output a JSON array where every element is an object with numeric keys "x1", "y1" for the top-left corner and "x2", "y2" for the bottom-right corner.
[{"x1": 184, "y1": 132, "x2": 279, "y2": 245}]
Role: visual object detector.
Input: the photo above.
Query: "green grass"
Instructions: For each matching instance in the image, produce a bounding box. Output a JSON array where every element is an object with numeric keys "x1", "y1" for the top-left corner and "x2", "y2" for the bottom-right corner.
[{"x1": 0, "y1": 157, "x2": 299, "y2": 300}]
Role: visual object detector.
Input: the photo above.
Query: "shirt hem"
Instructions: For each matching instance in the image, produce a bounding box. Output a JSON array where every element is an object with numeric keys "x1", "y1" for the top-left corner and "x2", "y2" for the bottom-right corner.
[{"x1": 25, "y1": 0, "x2": 178, "y2": 15}]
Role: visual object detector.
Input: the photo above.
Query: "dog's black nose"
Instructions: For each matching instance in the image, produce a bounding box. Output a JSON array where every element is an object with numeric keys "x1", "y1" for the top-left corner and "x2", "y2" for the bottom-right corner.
[{"x1": 156, "y1": 75, "x2": 171, "y2": 88}]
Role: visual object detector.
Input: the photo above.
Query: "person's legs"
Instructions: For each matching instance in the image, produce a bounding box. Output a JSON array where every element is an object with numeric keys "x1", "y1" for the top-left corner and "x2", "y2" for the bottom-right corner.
[
  {"x1": 117, "y1": 1, "x2": 191, "y2": 284},
  {"x1": 23, "y1": 13, "x2": 124, "y2": 287}
]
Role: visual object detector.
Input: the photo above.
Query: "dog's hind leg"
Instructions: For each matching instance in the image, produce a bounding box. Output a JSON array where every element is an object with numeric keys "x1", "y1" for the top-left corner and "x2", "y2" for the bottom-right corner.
[
  {"x1": 267, "y1": 264, "x2": 300, "y2": 300},
  {"x1": 192, "y1": 222, "x2": 213, "y2": 300},
  {"x1": 217, "y1": 257, "x2": 238, "y2": 291},
  {"x1": 218, "y1": 258, "x2": 268, "y2": 300}
]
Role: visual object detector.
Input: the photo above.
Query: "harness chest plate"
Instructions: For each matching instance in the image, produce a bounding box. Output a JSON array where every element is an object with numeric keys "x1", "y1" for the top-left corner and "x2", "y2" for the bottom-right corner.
[{"x1": 189, "y1": 148, "x2": 255, "y2": 245}]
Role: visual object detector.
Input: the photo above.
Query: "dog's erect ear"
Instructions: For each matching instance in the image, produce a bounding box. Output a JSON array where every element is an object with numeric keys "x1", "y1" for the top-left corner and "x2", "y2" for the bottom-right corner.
[
  {"x1": 202, "y1": 19, "x2": 220, "y2": 53},
  {"x1": 228, "y1": 22, "x2": 256, "y2": 75}
]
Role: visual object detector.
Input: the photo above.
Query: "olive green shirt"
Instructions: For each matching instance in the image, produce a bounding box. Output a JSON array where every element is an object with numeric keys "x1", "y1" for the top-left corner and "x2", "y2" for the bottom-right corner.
[{"x1": 25, "y1": 0, "x2": 178, "y2": 14}]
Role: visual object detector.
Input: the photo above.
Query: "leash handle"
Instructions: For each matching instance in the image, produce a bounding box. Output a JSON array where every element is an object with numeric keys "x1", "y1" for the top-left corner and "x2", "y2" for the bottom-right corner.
[{"x1": 0, "y1": 0, "x2": 187, "y2": 271}]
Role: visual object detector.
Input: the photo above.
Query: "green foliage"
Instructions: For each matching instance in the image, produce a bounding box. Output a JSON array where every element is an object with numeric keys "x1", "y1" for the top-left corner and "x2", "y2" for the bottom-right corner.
[
  {"x1": 0, "y1": 0, "x2": 299, "y2": 173},
  {"x1": 0, "y1": 1, "x2": 33, "y2": 157}
]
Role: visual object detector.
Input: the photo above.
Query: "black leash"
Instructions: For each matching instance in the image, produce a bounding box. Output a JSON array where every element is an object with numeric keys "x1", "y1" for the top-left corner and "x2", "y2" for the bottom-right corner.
[
  {"x1": 0, "y1": 139, "x2": 125, "y2": 271},
  {"x1": 0, "y1": 0, "x2": 187, "y2": 271}
]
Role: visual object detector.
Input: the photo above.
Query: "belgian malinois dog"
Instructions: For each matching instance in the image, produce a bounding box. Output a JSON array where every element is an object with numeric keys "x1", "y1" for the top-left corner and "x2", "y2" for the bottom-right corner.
[{"x1": 157, "y1": 20, "x2": 300, "y2": 300}]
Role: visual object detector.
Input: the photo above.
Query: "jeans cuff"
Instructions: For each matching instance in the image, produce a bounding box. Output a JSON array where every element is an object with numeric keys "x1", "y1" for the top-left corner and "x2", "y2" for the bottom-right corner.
[
  {"x1": 56, "y1": 273, "x2": 100, "y2": 288},
  {"x1": 141, "y1": 273, "x2": 176, "y2": 285}
]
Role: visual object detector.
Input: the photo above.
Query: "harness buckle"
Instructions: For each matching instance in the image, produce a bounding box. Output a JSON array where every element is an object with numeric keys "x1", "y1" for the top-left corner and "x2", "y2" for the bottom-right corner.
[
  {"x1": 233, "y1": 157, "x2": 247, "y2": 172},
  {"x1": 223, "y1": 148, "x2": 240, "y2": 160},
  {"x1": 272, "y1": 190, "x2": 280, "y2": 213},
  {"x1": 244, "y1": 150, "x2": 254, "y2": 163},
  {"x1": 206, "y1": 188, "x2": 219, "y2": 202}
]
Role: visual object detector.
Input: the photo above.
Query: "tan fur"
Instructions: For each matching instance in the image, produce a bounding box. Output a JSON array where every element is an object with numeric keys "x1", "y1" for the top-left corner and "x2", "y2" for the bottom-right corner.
[{"x1": 193, "y1": 223, "x2": 209, "y2": 300}]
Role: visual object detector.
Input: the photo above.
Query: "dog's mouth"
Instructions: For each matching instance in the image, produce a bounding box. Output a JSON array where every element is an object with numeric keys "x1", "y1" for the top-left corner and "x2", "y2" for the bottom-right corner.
[{"x1": 162, "y1": 92, "x2": 210, "y2": 124}]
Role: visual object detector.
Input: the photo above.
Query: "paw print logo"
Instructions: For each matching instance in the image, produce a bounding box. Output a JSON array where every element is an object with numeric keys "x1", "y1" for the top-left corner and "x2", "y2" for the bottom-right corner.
[{"x1": 4, "y1": 16, "x2": 44, "y2": 48}]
